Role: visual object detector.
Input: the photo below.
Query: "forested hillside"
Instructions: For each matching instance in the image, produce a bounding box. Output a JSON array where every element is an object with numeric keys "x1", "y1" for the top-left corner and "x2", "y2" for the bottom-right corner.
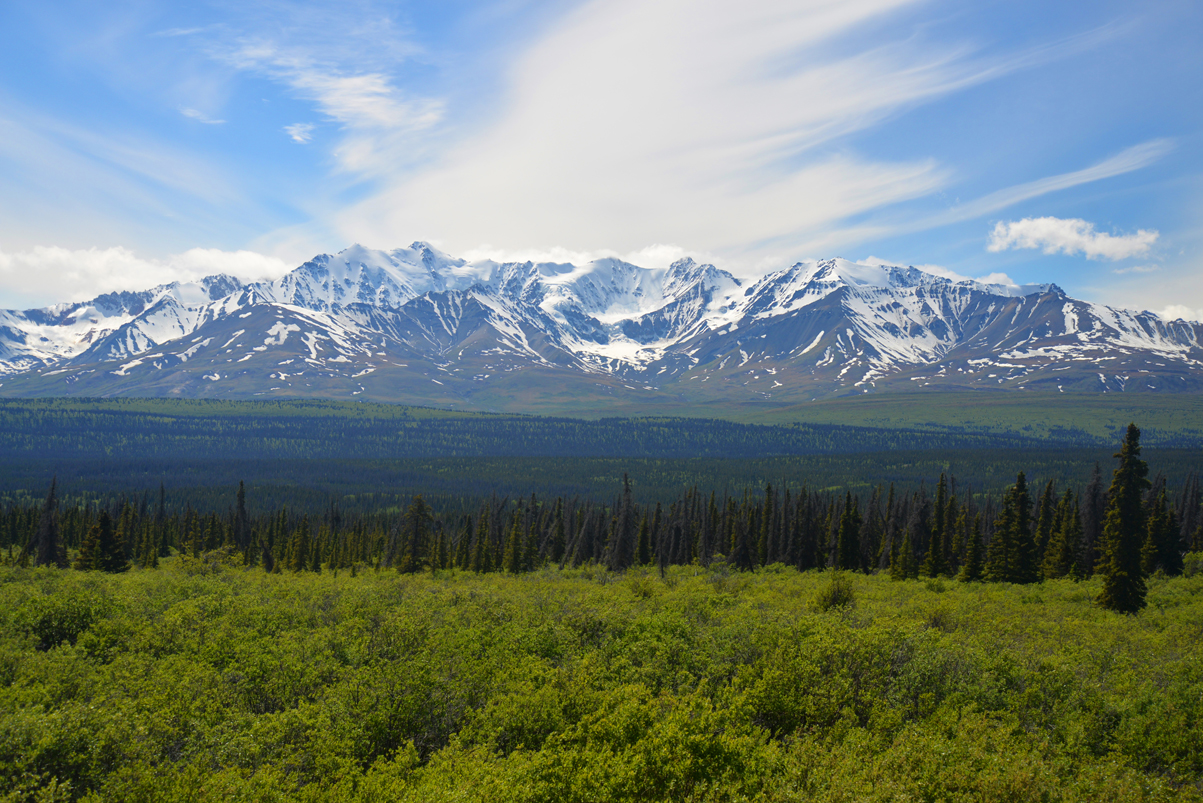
[{"x1": 0, "y1": 398, "x2": 1118, "y2": 462}]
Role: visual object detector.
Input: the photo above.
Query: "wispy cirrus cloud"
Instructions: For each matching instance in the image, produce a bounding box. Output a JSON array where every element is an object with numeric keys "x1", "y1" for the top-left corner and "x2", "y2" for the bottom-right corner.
[
  {"x1": 988, "y1": 216, "x2": 1159, "y2": 260},
  {"x1": 919, "y1": 140, "x2": 1173, "y2": 229},
  {"x1": 180, "y1": 107, "x2": 225, "y2": 125},
  {"x1": 332, "y1": 0, "x2": 1132, "y2": 261},
  {"x1": 200, "y1": 7, "x2": 442, "y2": 175},
  {"x1": 284, "y1": 123, "x2": 315, "y2": 144}
]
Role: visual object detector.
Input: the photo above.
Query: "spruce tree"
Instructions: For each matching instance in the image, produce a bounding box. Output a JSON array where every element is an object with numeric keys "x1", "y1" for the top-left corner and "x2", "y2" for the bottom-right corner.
[
  {"x1": 1142, "y1": 488, "x2": 1181, "y2": 576},
  {"x1": 1098, "y1": 423, "x2": 1151, "y2": 613},
  {"x1": 310, "y1": 529, "x2": 324, "y2": 573},
  {"x1": 890, "y1": 527, "x2": 916, "y2": 580},
  {"x1": 140, "y1": 521, "x2": 159, "y2": 569},
  {"x1": 522, "y1": 513, "x2": 540, "y2": 571},
  {"x1": 945, "y1": 493, "x2": 963, "y2": 573},
  {"x1": 396, "y1": 496, "x2": 433, "y2": 573},
  {"x1": 986, "y1": 472, "x2": 1036, "y2": 583},
  {"x1": 471, "y1": 510, "x2": 489, "y2": 572},
  {"x1": 1042, "y1": 492, "x2": 1081, "y2": 580},
  {"x1": 1034, "y1": 480, "x2": 1057, "y2": 565},
  {"x1": 835, "y1": 492, "x2": 861, "y2": 571},
  {"x1": 101, "y1": 509, "x2": 130, "y2": 573},
  {"x1": 985, "y1": 489, "x2": 1014, "y2": 582},
  {"x1": 758, "y1": 484, "x2": 773, "y2": 566},
  {"x1": 1011, "y1": 473, "x2": 1037, "y2": 583},
  {"x1": 155, "y1": 483, "x2": 170, "y2": 558},
  {"x1": 261, "y1": 535, "x2": 276, "y2": 573},
  {"x1": 607, "y1": 474, "x2": 636, "y2": 572},
  {"x1": 28, "y1": 478, "x2": 67, "y2": 568},
  {"x1": 930, "y1": 474, "x2": 948, "y2": 567},
  {"x1": 1082, "y1": 463, "x2": 1105, "y2": 575},
  {"x1": 636, "y1": 513, "x2": 651, "y2": 566},
  {"x1": 958, "y1": 515, "x2": 984, "y2": 582},
  {"x1": 233, "y1": 481, "x2": 251, "y2": 558},
  {"x1": 503, "y1": 510, "x2": 522, "y2": 574},
  {"x1": 454, "y1": 516, "x2": 472, "y2": 569},
  {"x1": 75, "y1": 518, "x2": 101, "y2": 571},
  {"x1": 922, "y1": 481, "x2": 950, "y2": 578},
  {"x1": 732, "y1": 512, "x2": 753, "y2": 571},
  {"x1": 115, "y1": 503, "x2": 135, "y2": 563},
  {"x1": 434, "y1": 527, "x2": 449, "y2": 571},
  {"x1": 288, "y1": 517, "x2": 310, "y2": 572},
  {"x1": 77, "y1": 511, "x2": 127, "y2": 573},
  {"x1": 550, "y1": 500, "x2": 566, "y2": 563}
]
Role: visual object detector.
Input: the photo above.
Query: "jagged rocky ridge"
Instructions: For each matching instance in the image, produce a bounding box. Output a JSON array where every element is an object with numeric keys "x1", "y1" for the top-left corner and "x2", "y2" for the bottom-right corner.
[{"x1": 1, "y1": 243, "x2": 1201, "y2": 409}]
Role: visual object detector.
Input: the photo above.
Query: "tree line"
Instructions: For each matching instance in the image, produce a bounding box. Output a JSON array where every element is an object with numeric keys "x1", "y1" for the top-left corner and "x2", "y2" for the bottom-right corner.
[{"x1": 6, "y1": 424, "x2": 1199, "y2": 612}]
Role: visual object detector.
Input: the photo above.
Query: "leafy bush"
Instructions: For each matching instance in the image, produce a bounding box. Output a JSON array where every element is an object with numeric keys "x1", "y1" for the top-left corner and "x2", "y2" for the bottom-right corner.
[
  {"x1": 812, "y1": 571, "x2": 855, "y2": 611},
  {"x1": 0, "y1": 563, "x2": 1201, "y2": 801},
  {"x1": 13, "y1": 583, "x2": 106, "y2": 650}
]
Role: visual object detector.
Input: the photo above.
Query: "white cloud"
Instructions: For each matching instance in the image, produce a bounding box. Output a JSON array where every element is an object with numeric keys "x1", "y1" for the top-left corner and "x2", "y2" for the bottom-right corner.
[
  {"x1": 1158, "y1": 305, "x2": 1202, "y2": 323},
  {"x1": 987, "y1": 216, "x2": 1159, "y2": 260},
  {"x1": 860, "y1": 256, "x2": 969, "y2": 281},
  {"x1": 457, "y1": 242, "x2": 712, "y2": 273},
  {"x1": 0, "y1": 245, "x2": 291, "y2": 307},
  {"x1": 217, "y1": 41, "x2": 442, "y2": 174},
  {"x1": 973, "y1": 272, "x2": 1020, "y2": 288},
  {"x1": 1112, "y1": 264, "x2": 1158, "y2": 274},
  {"x1": 332, "y1": 0, "x2": 1101, "y2": 259},
  {"x1": 856, "y1": 258, "x2": 1024, "y2": 290},
  {"x1": 179, "y1": 107, "x2": 226, "y2": 125},
  {"x1": 285, "y1": 123, "x2": 315, "y2": 144}
]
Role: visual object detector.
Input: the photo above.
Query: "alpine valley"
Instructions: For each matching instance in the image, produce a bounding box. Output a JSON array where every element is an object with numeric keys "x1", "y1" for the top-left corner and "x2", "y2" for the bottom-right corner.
[{"x1": 1, "y1": 243, "x2": 1201, "y2": 412}]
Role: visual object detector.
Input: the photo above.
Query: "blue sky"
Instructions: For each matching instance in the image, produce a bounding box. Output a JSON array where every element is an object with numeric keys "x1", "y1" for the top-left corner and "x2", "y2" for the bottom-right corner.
[{"x1": 0, "y1": 0, "x2": 1200, "y2": 318}]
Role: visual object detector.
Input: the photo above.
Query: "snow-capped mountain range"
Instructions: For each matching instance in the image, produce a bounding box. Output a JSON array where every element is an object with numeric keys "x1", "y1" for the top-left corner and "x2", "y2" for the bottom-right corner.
[{"x1": 2, "y1": 243, "x2": 1201, "y2": 410}]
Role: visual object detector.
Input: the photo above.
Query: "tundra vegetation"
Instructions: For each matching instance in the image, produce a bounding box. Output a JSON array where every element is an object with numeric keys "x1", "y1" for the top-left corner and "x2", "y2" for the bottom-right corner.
[{"x1": 1, "y1": 424, "x2": 1201, "y2": 800}]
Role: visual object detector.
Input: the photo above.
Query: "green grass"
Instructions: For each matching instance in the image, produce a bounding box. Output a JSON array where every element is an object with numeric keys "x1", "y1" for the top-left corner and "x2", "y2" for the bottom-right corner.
[{"x1": 3, "y1": 560, "x2": 1202, "y2": 801}]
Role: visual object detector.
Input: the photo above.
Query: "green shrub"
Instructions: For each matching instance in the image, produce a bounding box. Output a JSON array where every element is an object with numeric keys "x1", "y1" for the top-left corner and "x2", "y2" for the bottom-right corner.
[
  {"x1": 0, "y1": 563, "x2": 1200, "y2": 801},
  {"x1": 812, "y1": 571, "x2": 855, "y2": 611}
]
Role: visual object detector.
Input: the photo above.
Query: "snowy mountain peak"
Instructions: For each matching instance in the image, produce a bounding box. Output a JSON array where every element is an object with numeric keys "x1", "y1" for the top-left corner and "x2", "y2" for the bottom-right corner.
[{"x1": 2, "y1": 243, "x2": 1200, "y2": 403}]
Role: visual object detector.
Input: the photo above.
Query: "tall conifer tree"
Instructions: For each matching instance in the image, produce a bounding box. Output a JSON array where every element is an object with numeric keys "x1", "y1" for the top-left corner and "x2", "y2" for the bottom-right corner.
[
  {"x1": 958, "y1": 515, "x2": 984, "y2": 582},
  {"x1": 288, "y1": 517, "x2": 310, "y2": 572},
  {"x1": 1098, "y1": 424, "x2": 1151, "y2": 613},
  {"x1": 1033, "y1": 480, "x2": 1057, "y2": 564},
  {"x1": 1141, "y1": 487, "x2": 1181, "y2": 576},
  {"x1": 28, "y1": 478, "x2": 67, "y2": 568},
  {"x1": 503, "y1": 510, "x2": 523, "y2": 574},
  {"x1": 835, "y1": 492, "x2": 861, "y2": 571}
]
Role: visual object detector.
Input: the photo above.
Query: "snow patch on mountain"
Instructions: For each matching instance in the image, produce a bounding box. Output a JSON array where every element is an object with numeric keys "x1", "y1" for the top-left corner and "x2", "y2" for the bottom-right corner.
[{"x1": 2, "y1": 244, "x2": 1202, "y2": 402}]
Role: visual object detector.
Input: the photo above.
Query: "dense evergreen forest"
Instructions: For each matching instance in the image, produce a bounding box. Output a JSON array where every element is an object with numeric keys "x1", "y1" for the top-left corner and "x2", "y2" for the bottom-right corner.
[
  {"x1": 0, "y1": 398, "x2": 1175, "y2": 465},
  {"x1": 8, "y1": 449, "x2": 1203, "y2": 519},
  {"x1": 8, "y1": 426, "x2": 1201, "y2": 601}
]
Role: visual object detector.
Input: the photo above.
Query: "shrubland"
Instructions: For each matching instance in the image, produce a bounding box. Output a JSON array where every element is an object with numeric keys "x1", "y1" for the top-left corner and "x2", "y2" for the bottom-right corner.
[{"x1": 2, "y1": 559, "x2": 1202, "y2": 802}]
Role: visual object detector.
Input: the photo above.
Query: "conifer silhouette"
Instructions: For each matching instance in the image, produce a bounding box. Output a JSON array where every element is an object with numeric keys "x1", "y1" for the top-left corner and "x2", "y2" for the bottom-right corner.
[{"x1": 1098, "y1": 424, "x2": 1151, "y2": 613}]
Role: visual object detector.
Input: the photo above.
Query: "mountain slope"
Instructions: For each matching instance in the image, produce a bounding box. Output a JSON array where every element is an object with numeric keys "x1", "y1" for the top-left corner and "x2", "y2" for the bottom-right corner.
[{"x1": 1, "y1": 245, "x2": 1200, "y2": 410}]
